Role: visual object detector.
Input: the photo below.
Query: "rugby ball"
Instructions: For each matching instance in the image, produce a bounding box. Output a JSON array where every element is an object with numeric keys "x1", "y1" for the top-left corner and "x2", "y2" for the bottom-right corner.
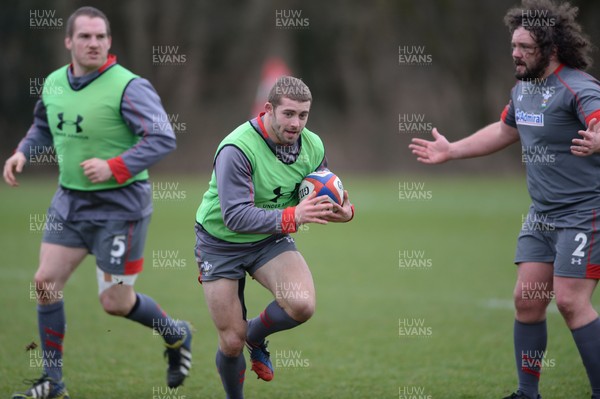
[{"x1": 298, "y1": 170, "x2": 344, "y2": 205}]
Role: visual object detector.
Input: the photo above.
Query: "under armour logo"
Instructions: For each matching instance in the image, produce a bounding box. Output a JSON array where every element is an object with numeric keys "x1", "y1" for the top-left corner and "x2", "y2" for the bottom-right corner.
[
  {"x1": 270, "y1": 183, "x2": 301, "y2": 203},
  {"x1": 57, "y1": 112, "x2": 83, "y2": 133},
  {"x1": 110, "y1": 257, "x2": 121, "y2": 265},
  {"x1": 270, "y1": 187, "x2": 284, "y2": 203},
  {"x1": 571, "y1": 257, "x2": 582, "y2": 265}
]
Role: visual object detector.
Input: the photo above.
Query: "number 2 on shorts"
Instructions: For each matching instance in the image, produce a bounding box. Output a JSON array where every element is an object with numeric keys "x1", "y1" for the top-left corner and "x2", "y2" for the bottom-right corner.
[{"x1": 572, "y1": 232, "x2": 587, "y2": 257}]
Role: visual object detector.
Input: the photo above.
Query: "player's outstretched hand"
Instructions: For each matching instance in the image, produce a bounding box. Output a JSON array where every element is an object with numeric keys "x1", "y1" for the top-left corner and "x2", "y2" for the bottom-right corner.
[
  {"x1": 324, "y1": 190, "x2": 353, "y2": 222},
  {"x1": 81, "y1": 158, "x2": 113, "y2": 183},
  {"x1": 295, "y1": 191, "x2": 334, "y2": 225},
  {"x1": 408, "y1": 128, "x2": 451, "y2": 164},
  {"x1": 3, "y1": 151, "x2": 26, "y2": 187},
  {"x1": 571, "y1": 118, "x2": 600, "y2": 157}
]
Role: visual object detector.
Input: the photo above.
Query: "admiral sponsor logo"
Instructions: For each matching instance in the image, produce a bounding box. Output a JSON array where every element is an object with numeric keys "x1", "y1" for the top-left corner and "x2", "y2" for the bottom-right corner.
[{"x1": 515, "y1": 109, "x2": 544, "y2": 126}]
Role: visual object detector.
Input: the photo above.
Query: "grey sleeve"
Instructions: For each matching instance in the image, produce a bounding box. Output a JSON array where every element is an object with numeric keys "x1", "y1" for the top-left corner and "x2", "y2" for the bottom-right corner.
[
  {"x1": 215, "y1": 146, "x2": 284, "y2": 234},
  {"x1": 117, "y1": 78, "x2": 177, "y2": 176},
  {"x1": 571, "y1": 79, "x2": 600, "y2": 127},
  {"x1": 16, "y1": 100, "x2": 54, "y2": 159}
]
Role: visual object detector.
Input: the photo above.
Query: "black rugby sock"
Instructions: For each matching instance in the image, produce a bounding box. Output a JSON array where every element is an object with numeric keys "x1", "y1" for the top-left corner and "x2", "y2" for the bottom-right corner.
[
  {"x1": 513, "y1": 319, "x2": 547, "y2": 398},
  {"x1": 216, "y1": 349, "x2": 245, "y2": 399},
  {"x1": 246, "y1": 300, "x2": 301, "y2": 346},
  {"x1": 572, "y1": 318, "x2": 600, "y2": 399},
  {"x1": 126, "y1": 293, "x2": 184, "y2": 345},
  {"x1": 37, "y1": 300, "x2": 66, "y2": 381}
]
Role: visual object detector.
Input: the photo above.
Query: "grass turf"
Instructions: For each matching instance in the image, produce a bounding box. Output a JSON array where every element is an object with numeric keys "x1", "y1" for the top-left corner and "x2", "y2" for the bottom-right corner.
[{"x1": 0, "y1": 174, "x2": 597, "y2": 398}]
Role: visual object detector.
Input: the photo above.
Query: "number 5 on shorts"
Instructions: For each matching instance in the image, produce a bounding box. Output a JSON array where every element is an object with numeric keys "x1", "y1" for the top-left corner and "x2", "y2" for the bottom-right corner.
[{"x1": 110, "y1": 234, "x2": 126, "y2": 264}]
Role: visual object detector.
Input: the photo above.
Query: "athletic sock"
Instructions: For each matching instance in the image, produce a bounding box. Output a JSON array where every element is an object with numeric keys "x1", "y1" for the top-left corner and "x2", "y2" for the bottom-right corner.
[
  {"x1": 216, "y1": 349, "x2": 245, "y2": 399},
  {"x1": 246, "y1": 301, "x2": 301, "y2": 346},
  {"x1": 125, "y1": 293, "x2": 184, "y2": 345},
  {"x1": 514, "y1": 319, "x2": 547, "y2": 399},
  {"x1": 38, "y1": 300, "x2": 65, "y2": 381},
  {"x1": 571, "y1": 317, "x2": 600, "y2": 399}
]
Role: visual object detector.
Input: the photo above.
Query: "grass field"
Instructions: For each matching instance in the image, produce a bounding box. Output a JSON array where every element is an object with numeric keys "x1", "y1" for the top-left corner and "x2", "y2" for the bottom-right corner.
[{"x1": 0, "y1": 174, "x2": 597, "y2": 398}]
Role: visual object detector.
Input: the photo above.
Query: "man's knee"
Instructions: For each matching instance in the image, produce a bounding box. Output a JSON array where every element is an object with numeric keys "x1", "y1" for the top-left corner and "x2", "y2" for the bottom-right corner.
[
  {"x1": 219, "y1": 329, "x2": 246, "y2": 357},
  {"x1": 286, "y1": 298, "x2": 315, "y2": 323},
  {"x1": 33, "y1": 273, "x2": 63, "y2": 305},
  {"x1": 555, "y1": 294, "x2": 578, "y2": 321},
  {"x1": 513, "y1": 290, "x2": 550, "y2": 322},
  {"x1": 99, "y1": 285, "x2": 135, "y2": 316}
]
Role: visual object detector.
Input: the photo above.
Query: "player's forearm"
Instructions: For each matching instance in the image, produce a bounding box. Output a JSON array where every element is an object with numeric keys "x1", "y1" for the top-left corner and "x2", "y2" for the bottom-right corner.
[
  {"x1": 449, "y1": 121, "x2": 518, "y2": 160},
  {"x1": 222, "y1": 204, "x2": 289, "y2": 234},
  {"x1": 108, "y1": 134, "x2": 176, "y2": 183},
  {"x1": 216, "y1": 146, "x2": 296, "y2": 235},
  {"x1": 110, "y1": 79, "x2": 177, "y2": 183}
]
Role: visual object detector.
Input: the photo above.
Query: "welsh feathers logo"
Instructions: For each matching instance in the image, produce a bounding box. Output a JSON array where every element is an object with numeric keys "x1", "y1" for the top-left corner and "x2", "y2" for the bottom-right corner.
[
  {"x1": 541, "y1": 87, "x2": 553, "y2": 108},
  {"x1": 200, "y1": 261, "x2": 213, "y2": 275}
]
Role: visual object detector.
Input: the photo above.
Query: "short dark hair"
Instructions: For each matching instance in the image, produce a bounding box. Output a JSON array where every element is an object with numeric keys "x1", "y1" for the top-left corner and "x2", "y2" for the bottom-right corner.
[
  {"x1": 267, "y1": 76, "x2": 312, "y2": 107},
  {"x1": 504, "y1": 0, "x2": 592, "y2": 70},
  {"x1": 66, "y1": 6, "x2": 111, "y2": 38}
]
